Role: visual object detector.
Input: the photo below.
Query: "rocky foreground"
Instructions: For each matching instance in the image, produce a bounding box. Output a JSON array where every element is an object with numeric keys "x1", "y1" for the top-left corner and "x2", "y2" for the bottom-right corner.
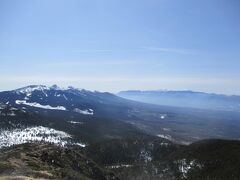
[
  {"x1": 1, "y1": 139, "x2": 240, "y2": 180},
  {"x1": 0, "y1": 143, "x2": 118, "y2": 180}
]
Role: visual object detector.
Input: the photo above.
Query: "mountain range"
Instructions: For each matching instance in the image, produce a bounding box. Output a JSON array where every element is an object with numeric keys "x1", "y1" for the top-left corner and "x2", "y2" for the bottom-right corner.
[
  {"x1": 118, "y1": 90, "x2": 240, "y2": 112},
  {"x1": 1, "y1": 85, "x2": 240, "y2": 179}
]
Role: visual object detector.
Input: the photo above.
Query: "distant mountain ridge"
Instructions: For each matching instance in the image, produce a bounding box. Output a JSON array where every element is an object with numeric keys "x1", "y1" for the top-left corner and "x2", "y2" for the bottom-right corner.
[
  {"x1": 0, "y1": 85, "x2": 128, "y2": 118},
  {"x1": 118, "y1": 90, "x2": 240, "y2": 112}
]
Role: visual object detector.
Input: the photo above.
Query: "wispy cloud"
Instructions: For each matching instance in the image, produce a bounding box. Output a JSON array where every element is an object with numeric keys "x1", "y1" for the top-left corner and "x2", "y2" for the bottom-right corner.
[
  {"x1": 48, "y1": 60, "x2": 142, "y2": 67},
  {"x1": 142, "y1": 47, "x2": 194, "y2": 54},
  {"x1": 72, "y1": 47, "x2": 194, "y2": 55},
  {"x1": 0, "y1": 75, "x2": 236, "y2": 84},
  {"x1": 72, "y1": 49, "x2": 113, "y2": 53}
]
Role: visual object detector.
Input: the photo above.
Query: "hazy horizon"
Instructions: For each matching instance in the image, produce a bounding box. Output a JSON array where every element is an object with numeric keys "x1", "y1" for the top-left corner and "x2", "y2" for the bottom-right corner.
[
  {"x1": 1, "y1": 0, "x2": 240, "y2": 94},
  {"x1": 0, "y1": 83, "x2": 240, "y2": 96}
]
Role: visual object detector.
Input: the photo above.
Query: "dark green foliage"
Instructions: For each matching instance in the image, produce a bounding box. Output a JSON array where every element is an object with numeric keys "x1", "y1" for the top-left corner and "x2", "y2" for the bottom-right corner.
[
  {"x1": 170, "y1": 139, "x2": 240, "y2": 180},
  {"x1": 86, "y1": 138, "x2": 240, "y2": 180},
  {"x1": 1, "y1": 139, "x2": 240, "y2": 179},
  {"x1": 0, "y1": 162, "x2": 14, "y2": 174}
]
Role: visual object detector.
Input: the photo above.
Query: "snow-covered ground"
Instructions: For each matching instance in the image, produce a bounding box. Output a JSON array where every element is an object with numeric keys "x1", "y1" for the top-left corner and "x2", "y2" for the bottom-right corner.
[
  {"x1": 106, "y1": 164, "x2": 133, "y2": 169},
  {"x1": 0, "y1": 108, "x2": 17, "y2": 116},
  {"x1": 15, "y1": 100, "x2": 66, "y2": 110},
  {"x1": 0, "y1": 126, "x2": 86, "y2": 148},
  {"x1": 68, "y1": 121, "x2": 84, "y2": 124},
  {"x1": 140, "y1": 149, "x2": 152, "y2": 163},
  {"x1": 160, "y1": 114, "x2": 167, "y2": 119},
  {"x1": 73, "y1": 108, "x2": 94, "y2": 115},
  {"x1": 157, "y1": 134, "x2": 174, "y2": 141},
  {"x1": 175, "y1": 159, "x2": 203, "y2": 179}
]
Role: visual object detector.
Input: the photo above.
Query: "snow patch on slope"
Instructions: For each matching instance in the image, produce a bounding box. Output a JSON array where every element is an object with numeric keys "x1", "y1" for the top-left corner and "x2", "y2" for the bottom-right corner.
[
  {"x1": 73, "y1": 108, "x2": 94, "y2": 115},
  {"x1": 106, "y1": 164, "x2": 133, "y2": 169},
  {"x1": 0, "y1": 126, "x2": 86, "y2": 148},
  {"x1": 15, "y1": 100, "x2": 66, "y2": 110},
  {"x1": 157, "y1": 134, "x2": 174, "y2": 141},
  {"x1": 175, "y1": 159, "x2": 203, "y2": 179},
  {"x1": 0, "y1": 126, "x2": 70, "y2": 148},
  {"x1": 63, "y1": 94, "x2": 68, "y2": 100},
  {"x1": 68, "y1": 121, "x2": 84, "y2": 124}
]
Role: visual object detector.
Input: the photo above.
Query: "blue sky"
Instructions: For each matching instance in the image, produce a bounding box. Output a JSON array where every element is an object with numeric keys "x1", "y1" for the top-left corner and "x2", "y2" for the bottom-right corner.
[{"x1": 0, "y1": 0, "x2": 240, "y2": 94}]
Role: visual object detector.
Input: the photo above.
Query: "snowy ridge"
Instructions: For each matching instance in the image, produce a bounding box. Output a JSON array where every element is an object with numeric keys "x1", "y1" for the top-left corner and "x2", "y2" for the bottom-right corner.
[
  {"x1": 14, "y1": 85, "x2": 83, "y2": 94},
  {"x1": 15, "y1": 85, "x2": 49, "y2": 95}
]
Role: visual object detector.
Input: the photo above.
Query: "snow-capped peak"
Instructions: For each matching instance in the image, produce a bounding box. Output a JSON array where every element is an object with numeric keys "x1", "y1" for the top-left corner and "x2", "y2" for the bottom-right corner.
[
  {"x1": 13, "y1": 85, "x2": 87, "y2": 94},
  {"x1": 15, "y1": 85, "x2": 49, "y2": 94},
  {"x1": 14, "y1": 84, "x2": 67, "y2": 94}
]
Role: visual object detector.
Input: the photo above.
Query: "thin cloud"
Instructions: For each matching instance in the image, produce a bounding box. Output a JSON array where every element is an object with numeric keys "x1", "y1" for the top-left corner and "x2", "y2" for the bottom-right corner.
[
  {"x1": 72, "y1": 49, "x2": 113, "y2": 53},
  {"x1": 72, "y1": 47, "x2": 194, "y2": 55},
  {"x1": 0, "y1": 75, "x2": 236, "y2": 84},
  {"x1": 48, "y1": 60, "x2": 143, "y2": 67},
  {"x1": 142, "y1": 47, "x2": 194, "y2": 54}
]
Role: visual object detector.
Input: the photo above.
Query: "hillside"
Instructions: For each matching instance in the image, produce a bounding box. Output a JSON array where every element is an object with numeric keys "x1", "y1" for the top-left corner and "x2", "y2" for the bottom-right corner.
[
  {"x1": 1, "y1": 139, "x2": 240, "y2": 180},
  {"x1": 0, "y1": 143, "x2": 118, "y2": 180},
  {"x1": 86, "y1": 139, "x2": 240, "y2": 179}
]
